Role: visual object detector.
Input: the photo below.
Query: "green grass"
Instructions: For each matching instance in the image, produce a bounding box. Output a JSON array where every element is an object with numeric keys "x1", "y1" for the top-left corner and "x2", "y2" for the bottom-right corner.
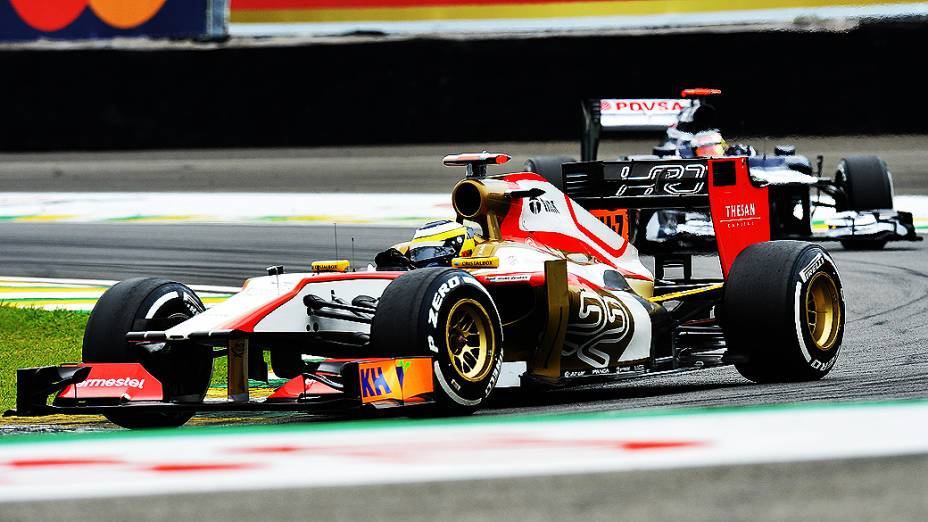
[{"x1": 0, "y1": 305, "x2": 88, "y2": 412}]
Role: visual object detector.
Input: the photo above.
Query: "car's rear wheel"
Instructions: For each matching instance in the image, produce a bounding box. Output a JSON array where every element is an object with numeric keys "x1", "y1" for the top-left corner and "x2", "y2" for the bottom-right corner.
[
  {"x1": 723, "y1": 241, "x2": 844, "y2": 383},
  {"x1": 371, "y1": 268, "x2": 503, "y2": 415},
  {"x1": 524, "y1": 155, "x2": 576, "y2": 191},
  {"x1": 834, "y1": 156, "x2": 894, "y2": 251},
  {"x1": 83, "y1": 278, "x2": 213, "y2": 429},
  {"x1": 835, "y1": 156, "x2": 894, "y2": 212}
]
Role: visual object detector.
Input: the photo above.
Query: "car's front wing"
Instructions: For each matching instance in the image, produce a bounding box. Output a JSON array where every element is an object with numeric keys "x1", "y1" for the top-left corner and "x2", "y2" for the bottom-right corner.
[{"x1": 5, "y1": 357, "x2": 436, "y2": 419}]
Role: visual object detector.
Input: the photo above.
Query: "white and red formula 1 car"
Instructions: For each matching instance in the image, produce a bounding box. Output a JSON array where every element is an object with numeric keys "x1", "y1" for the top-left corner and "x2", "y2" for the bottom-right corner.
[{"x1": 9, "y1": 152, "x2": 845, "y2": 428}]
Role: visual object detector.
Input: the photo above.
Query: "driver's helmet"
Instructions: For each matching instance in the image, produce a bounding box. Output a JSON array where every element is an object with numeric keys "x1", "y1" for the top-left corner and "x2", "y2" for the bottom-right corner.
[
  {"x1": 691, "y1": 130, "x2": 727, "y2": 157},
  {"x1": 407, "y1": 220, "x2": 476, "y2": 267}
]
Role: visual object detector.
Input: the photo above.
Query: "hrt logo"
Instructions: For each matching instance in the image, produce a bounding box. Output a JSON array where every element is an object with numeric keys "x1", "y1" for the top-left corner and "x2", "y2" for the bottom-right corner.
[
  {"x1": 614, "y1": 162, "x2": 707, "y2": 197},
  {"x1": 360, "y1": 367, "x2": 392, "y2": 398}
]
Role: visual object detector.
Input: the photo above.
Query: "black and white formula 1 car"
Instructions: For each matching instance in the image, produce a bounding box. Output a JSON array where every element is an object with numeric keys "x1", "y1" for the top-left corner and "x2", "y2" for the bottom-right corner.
[
  {"x1": 9, "y1": 152, "x2": 846, "y2": 428},
  {"x1": 525, "y1": 88, "x2": 921, "y2": 253}
]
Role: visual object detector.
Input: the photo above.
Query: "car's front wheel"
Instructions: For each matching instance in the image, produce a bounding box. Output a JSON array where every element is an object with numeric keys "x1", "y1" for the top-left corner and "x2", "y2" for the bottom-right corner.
[
  {"x1": 371, "y1": 268, "x2": 503, "y2": 414},
  {"x1": 83, "y1": 278, "x2": 213, "y2": 429}
]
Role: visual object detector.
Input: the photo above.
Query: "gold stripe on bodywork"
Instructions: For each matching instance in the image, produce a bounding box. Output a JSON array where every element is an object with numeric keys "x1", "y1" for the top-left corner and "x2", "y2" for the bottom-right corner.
[
  {"x1": 531, "y1": 259, "x2": 569, "y2": 378},
  {"x1": 649, "y1": 282, "x2": 724, "y2": 303}
]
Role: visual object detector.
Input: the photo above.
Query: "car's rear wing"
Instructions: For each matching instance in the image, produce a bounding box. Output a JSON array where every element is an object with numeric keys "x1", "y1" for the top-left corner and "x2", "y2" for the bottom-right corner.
[
  {"x1": 581, "y1": 98, "x2": 691, "y2": 161},
  {"x1": 563, "y1": 157, "x2": 709, "y2": 209},
  {"x1": 565, "y1": 156, "x2": 770, "y2": 276}
]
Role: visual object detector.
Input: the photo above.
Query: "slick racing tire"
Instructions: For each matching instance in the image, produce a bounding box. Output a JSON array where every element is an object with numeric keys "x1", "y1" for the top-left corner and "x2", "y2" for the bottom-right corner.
[
  {"x1": 524, "y1": 155, "x2": 576, "y2": 192},
  {"x1": 835, "y1": 156, "x2": 894, "y2": 212},
  {"x1": 83, "y1": 278, "x2": 213, "y2": 429},
  {"x1": 723, "y1": 241, "x2": 844, "y2": 383},
  {"x1": 371, "y1": 268, "x2": 503, "y2": 415}
]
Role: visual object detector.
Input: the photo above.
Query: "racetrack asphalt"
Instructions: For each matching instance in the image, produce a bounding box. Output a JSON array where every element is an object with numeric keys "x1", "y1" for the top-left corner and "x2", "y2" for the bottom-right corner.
[
  {"x1": 1, "y1": 138, "x2": 926, "y2": 519},
  {"x1": 2, "y1": 135, "x2": 926, "y2": 194},
  {"x1": 2, "y1": 222, "x2": 925, "y2": 417}
]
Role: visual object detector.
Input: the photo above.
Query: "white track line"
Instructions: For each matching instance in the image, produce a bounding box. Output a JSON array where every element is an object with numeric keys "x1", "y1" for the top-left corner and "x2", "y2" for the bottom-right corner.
[
  {"x1": 0, "y1": 276, "x2": 240, "y2": 294},
  {"x1": 0, "y1": 192, "x2": 453, "y2": 225},
  {"x1": 0, "y1": 277, "x2": 240, "y2": 311},
  {"x1": 0, "y1": 192, "x2": 924, "y2": 229},
  {"x1": 1, "y1": 401, "x2": 926, "y2": 502}
]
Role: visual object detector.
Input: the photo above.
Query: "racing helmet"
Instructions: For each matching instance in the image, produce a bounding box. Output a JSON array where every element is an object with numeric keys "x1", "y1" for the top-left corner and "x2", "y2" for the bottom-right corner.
[
  {"x1": 676, "y1": 102, "x2": 716, "y2": 133},
  {"x1": 407, "y1": 220, "x2": 476, "y2": 267},
  {"x1": 691, "y1": 130, "x2": 727, "y2": 157}
]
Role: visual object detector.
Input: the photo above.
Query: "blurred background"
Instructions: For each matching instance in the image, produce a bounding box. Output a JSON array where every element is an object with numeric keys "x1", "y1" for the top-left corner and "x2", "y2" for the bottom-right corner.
[{"x1": 0, "y1": 0, "x2": 926, "y2": 151}]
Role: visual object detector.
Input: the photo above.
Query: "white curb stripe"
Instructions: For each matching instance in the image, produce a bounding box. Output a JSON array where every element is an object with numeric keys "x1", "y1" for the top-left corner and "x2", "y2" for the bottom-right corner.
[
  {"x1": 0, "y1": 278, "x2": 240, "y2": 311},
  {"x1": 1, "y1": 193, "x2": 924, "y2": 230},
  {"x1": 0, "y1": 401, "x2": 926, "y2": 502},
  {"x1": 0, "y1": 192, "x2": 453, "y2": 226}
]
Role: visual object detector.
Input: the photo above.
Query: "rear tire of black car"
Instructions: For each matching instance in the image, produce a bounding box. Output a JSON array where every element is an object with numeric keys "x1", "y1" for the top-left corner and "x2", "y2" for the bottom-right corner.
[
  {"x1": 835, "y1": 156, "x2": 894, "y2": 212},
  {"x1": 371, "y1": 268, "x2": 503, "y2": 415},
  {"x1": 524, "y1": 155, "x2": 576, "y2": 191},
  {"x1": 83, "y1": 278, "x2": 213, "y2": 429},
  {"x1": 723, "y1": 241, "x2": 845, "y2": 383}
]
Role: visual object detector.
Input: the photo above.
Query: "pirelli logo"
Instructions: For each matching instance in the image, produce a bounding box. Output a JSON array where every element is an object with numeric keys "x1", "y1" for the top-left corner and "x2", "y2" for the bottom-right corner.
[{"x1": 452, "y1": 257, "x2": 499, "y2": 269}]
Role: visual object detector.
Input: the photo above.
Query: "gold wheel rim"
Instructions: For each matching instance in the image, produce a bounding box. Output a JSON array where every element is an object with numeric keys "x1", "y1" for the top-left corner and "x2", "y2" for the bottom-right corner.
[
  {"x1": 804, "y1": 272, "x2": 841, "y2": 351},
  {"x1": 445, "y1": 299, "x2": 495, "y2": 382}
]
